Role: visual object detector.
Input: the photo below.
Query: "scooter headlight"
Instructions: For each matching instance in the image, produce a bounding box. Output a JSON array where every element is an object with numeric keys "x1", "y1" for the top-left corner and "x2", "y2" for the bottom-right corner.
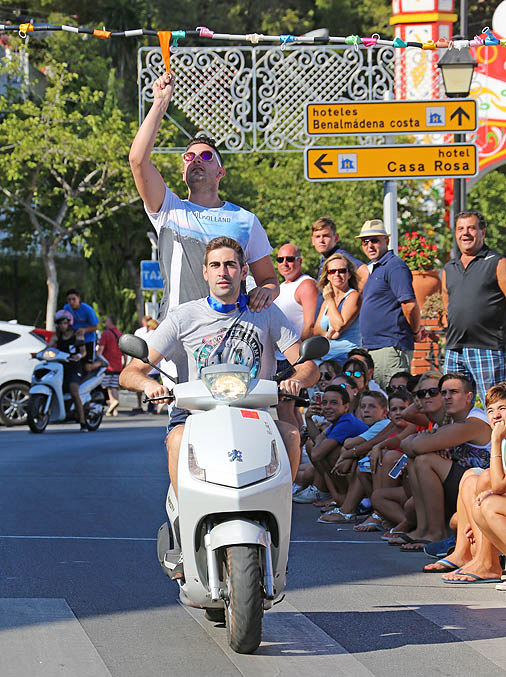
[
  {"x1": 42, "y1": 349, "x2": 56, "y2": 359},
  {"x1": 265, "y1": 440, "x2": 280, "y2": 478},
  {"x1": 202, "y1": 371, "x2": 250, "y2": 401}
]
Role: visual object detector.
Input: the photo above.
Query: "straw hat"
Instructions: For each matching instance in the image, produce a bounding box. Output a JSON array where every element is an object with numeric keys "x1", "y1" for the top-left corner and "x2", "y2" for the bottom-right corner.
[{"x1": 355, "y1": 219, "x2": 389, "y2": 239}]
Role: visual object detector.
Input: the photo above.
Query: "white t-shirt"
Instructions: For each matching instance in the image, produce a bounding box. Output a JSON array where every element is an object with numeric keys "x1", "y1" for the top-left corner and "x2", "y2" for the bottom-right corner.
[
  {"x1": 145, "y1": 186, "x2": 272, "y2": 320},
  {"x1": 147, "y1": 297, "x2": 298, "y2": 383}
]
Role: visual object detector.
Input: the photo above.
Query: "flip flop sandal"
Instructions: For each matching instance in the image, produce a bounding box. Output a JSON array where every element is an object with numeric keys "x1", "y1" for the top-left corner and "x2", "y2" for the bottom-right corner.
[
  {"x1": 422, "y1": 558, "x2": 460, "y2": 573},
  {"x1": 354, "y1": 513, "x2": 383, "y2": 532},
  {"x1": 317, "y1": 507, "x2": 356, "y2": 524},
  {"x1": 316, "y1": 500, "x2": 337, "y2": 510},
  {"x1": 443, "y1": 572, "x2": 503, "y2": 584}
]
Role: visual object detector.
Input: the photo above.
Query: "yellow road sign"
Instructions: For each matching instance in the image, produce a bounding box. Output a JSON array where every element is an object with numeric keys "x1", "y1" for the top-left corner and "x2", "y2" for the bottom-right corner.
[
  {"x1": 306, "y1": 99, "x2": 477, "y2": 135},
  {"x1": 305, "y1": 144, "x2": 477, "y2": 181}
]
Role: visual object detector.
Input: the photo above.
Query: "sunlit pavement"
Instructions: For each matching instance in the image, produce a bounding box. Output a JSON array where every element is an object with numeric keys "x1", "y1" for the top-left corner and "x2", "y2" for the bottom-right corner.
[{"x1": 1, "y1": 407, "x2": 506, "y2": 676}]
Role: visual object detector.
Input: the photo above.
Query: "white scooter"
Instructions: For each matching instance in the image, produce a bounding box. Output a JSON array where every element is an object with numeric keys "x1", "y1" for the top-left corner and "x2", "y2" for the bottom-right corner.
[
  {"x1": 27, "y1": 346, "x2": 108, "y2": 433},
  {"x1": 119, "y1": 333, "x2": 329, "y2": 654}
]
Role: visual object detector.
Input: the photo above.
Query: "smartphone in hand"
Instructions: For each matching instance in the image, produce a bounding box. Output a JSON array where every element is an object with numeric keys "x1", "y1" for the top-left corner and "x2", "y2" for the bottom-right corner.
[{"x1": 388, "y1": 454, "x2": 408, "y2": 479}]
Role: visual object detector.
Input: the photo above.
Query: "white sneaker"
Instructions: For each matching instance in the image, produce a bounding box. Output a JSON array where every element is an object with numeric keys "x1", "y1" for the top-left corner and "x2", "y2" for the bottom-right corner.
[
  {"x1": 496, "y1": 580, "x2": 506, "y2": 591},
  {"x1": 292, "y1": 485, "x2": 331, "y2": 503}
]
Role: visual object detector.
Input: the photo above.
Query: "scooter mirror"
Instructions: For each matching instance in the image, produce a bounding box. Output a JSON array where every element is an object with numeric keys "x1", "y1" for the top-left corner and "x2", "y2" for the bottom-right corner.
[
  {"x1": 297, "y1": 336, "x2": 330, "y2": 363},
  {"x1": 118, "y1": 334, "x2": 149, "y2": 363}
]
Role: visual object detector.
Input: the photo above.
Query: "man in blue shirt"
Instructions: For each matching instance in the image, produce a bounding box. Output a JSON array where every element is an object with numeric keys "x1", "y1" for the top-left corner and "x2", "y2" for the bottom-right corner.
[
  {"x1": 356, "y1": 220, "x2": 422, "y2": 390},
  {"x1": 64, "y1": 289, "x2": 99, "y2": 363}
]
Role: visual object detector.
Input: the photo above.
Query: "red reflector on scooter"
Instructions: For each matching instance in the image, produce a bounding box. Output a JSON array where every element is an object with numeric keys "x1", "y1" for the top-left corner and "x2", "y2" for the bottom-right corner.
[{"x1": 240, "y1": 410, "x2": 259, "y2": 419}]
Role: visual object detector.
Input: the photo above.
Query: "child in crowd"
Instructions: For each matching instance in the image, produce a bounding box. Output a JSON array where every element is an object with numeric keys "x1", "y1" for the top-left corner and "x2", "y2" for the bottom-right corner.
[
  {"x1": 318, "y1": 391, "x2": 390, "y2": 523},
  {"x1": 294, "y1": 386, "x2": 367, "y2": 504}
]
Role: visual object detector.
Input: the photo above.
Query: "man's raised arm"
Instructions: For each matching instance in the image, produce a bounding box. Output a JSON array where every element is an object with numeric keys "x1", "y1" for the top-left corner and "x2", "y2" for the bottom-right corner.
[{"x1": 129, "y1": 72, "x2": 175, "y2": 213}]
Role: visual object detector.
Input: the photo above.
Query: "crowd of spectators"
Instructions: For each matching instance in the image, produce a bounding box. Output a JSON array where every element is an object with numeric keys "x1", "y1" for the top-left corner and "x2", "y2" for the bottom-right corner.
[{"x1": 287, "y1": 209, "x2": 506, "y2": 590}]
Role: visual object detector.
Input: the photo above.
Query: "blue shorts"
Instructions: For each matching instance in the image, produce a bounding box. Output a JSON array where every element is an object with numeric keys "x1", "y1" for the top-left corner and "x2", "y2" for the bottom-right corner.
[{"x1": 167, "y1": 406, "x2": 190, "y2": 434}]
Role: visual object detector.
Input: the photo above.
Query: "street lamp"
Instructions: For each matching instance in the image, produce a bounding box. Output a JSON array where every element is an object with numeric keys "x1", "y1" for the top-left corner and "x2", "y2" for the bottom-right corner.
[
  {"x1": 437, "y1": 44, "x2": 477, "y2": 98},
  {"x1": 437, "y1": 43, "x2": 477, "y2": 237}
]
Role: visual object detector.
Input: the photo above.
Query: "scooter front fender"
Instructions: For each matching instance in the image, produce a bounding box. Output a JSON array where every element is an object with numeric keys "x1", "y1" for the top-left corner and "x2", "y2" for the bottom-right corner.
[{"x1": 209, "y1": 519, "x2": 269, "y2": 551}]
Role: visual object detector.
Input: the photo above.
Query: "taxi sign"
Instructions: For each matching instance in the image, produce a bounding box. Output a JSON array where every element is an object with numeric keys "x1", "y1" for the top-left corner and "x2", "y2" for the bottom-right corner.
[
  {"x1": 140, "y1": 260, "x2": 163, "y2": 290},
  {"x1": 306, "y1": 99, "x2": 477, "y2": 136},
  {"x1": 305, "y1": 144, "x2": 477, "y2": 182}
]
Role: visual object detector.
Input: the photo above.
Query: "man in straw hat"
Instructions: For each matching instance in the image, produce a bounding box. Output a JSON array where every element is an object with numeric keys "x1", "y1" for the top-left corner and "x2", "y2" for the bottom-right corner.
[{"x1": 356, "y1": 219, "x2": 423, "y2": 390}]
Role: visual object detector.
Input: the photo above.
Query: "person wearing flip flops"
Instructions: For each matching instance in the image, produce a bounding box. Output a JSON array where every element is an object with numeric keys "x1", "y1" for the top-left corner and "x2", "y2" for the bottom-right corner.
[
  {"x1": 436, "y1": 384, "x2": 506, "y2": 586},
  {"x1": 319, "y1": 390, "x2": 390, "y2": 523},
  {"x1": 305, "y1": 386, "x2": 368, "y2": 512},
  {"x1": 397, "y1": 373, "x2": 491, "y2": 552}
]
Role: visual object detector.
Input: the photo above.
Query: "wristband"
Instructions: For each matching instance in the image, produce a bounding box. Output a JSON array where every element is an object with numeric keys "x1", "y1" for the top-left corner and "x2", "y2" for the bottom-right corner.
[{"x1": 490, "y1": 454, "x2": 502, "y2": 458}]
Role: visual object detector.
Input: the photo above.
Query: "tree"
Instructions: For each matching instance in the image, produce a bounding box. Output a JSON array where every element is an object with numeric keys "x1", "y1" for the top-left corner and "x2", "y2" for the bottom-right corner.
[{"x1": 0, "y1": 53, "x2": 139, "y2": 329}]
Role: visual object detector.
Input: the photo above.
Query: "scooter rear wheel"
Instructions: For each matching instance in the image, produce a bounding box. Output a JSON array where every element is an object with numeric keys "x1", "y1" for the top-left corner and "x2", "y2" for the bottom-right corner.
[
  {"x1": 27, "y1": 394, "x2": 50, "y2": 433},
  {"x1": 224, "y1": 545, "x2": 263, "y2": 654}
]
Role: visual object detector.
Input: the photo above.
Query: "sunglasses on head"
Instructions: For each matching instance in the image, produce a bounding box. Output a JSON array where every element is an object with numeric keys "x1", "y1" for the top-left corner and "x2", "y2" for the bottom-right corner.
[
  {"x1": 319, "y1": 371, "x2": 333, "y2": 381},
  {"x1": 276, "y1": 256, "x2": 298, "y2": 263},
  {"x1": 181, "y1": 150, "x2": 219, "y2": 164},
  {"x1": 361, "y1": 237, "x2": 381, "y2": 245},
  {"x1": 345, "y1": 370, "x2": 364, "y2": 379},
  {"x1": 415, "y1": 386, "x2": 440, "y2": 399},
  {"x1": 327, "y1": 267, "x2": 348, "y2": 276}
]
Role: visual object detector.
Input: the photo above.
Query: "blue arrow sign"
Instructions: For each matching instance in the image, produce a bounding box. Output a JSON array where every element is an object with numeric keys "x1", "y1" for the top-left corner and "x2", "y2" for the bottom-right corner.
[{"x1": 140, "y1": 260, "x2": 163, "y2": 290}]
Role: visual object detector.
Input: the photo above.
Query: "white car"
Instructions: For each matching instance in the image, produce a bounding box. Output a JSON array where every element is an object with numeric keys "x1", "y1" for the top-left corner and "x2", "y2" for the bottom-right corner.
[{"x1": 0, "y1": 321, "x2": 49, "y2": 426}]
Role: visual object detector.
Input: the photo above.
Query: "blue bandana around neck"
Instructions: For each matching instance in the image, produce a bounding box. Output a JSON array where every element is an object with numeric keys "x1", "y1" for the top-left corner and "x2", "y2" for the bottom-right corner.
[{"x1": 207, "y1": 293, "x2": 249, "y2": 314}]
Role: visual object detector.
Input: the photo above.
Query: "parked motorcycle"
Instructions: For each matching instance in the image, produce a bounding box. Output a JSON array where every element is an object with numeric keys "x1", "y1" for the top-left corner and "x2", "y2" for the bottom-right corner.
[
  {"x1": 27, "y1": 346, "x2": 107, "y2": 433},
  {"x1": 119, "y1": 333, "x2": 328, "y2": 654}
]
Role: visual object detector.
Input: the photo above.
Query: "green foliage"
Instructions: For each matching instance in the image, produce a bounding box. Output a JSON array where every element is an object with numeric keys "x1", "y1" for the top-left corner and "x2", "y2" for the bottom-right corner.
[
  {"x1": 467, "y1": 168, "x2": 506, "y2": 252},
  {"x1": 221, "y1": 152, "x2": 383, "y2": 277}
]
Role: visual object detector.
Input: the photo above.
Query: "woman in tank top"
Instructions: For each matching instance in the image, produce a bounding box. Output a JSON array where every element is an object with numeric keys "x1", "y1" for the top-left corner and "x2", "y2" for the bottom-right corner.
[{"x1": 314, "y1": 253, "x2": 362, "y2": 365}]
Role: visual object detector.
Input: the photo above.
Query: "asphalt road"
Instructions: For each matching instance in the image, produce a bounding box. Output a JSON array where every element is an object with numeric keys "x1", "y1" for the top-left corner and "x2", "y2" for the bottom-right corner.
[{"x1": 1, "y1": 403, "x2": 506, "y2": 676}]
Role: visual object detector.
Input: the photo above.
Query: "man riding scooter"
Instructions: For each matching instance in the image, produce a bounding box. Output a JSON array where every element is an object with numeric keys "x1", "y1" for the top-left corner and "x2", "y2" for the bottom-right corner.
[
  {"x1": 48, "y1": 310, "x2": 88, "y2": 431},
  {"x1": 120, "y1": 236, "x2": 319, "y2": 579}
]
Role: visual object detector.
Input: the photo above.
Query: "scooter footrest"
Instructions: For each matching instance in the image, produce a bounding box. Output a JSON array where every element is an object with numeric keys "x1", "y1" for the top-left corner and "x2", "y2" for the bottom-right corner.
[{"x1": 160, "y1": 547, "x2": 182, "y2": 578}]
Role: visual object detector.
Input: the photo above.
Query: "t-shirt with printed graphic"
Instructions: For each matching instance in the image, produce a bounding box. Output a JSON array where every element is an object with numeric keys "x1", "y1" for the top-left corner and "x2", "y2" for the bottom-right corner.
[
  {"x1": 451, "y1": 406, "x2": 491, "y2": 470},
  {"x1": 144, "y1": 186, "x2": 273, "y2": 320},
  {"x1": 147, "y1": 297, "x2": 299, "y2": 384}
]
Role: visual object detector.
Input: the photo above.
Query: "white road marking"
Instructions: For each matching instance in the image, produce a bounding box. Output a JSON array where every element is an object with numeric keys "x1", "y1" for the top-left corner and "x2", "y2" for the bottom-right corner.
[
  {"x1": 0, "y1": 535, "x2": 381, "y2": 544},
  {"x1": 404, "y1": 600, "x2": 506, "y2": 672},
  {"x1": 181, "y1": 599, "x2": 374, "y2": 676},
  {"x1": 0, "y1": 598, "x2": 111, "y2": 677}
]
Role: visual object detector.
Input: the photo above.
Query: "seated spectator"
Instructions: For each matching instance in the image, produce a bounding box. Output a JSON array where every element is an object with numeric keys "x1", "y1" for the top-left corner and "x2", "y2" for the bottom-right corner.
[
  {"x1": 356, "y1": 390, "x2": 414, "y2": 532},
  {"x1": 386, "y1": 370, "x2": 420, "y2": 395},
  {"x1": 319, "y1": 390, "x2": 389, "y2": 523},
  {"x1": 428, "y1": 383, "x2": 506, "y2": 583},
  {"x1": 304, "y1": 386, "x2": 368, "y2": 511},
  {"x1": 342, "y1": 359, "x2": 369, "y2": 400},
  {"x1": 304, "y1": 359, "x2": 343, "y2": 432},
  {"x1": 348, "y1": 348, "x2": 387, "y2": 396},
  {"x1": 330, "y1": 374, "x2": 360, "y2": 414},
  {"x1": 314, "y1": 254, "x2": 361, "y2": 364},
  {"x1": 398, "y1": 373, "x2": 491, "y2": 551}
]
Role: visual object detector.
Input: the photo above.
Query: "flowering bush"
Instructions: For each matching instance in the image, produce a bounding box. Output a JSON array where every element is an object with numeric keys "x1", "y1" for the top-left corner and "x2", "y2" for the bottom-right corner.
[{"x1": 398, "y1": 232, "x2": 439, "y2": 271}]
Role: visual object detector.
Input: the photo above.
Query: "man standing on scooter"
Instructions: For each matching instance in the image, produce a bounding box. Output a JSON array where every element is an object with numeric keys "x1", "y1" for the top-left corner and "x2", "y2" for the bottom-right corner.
[{"x1": 120, "y1": 237, "x2": 319, "y2": 578}]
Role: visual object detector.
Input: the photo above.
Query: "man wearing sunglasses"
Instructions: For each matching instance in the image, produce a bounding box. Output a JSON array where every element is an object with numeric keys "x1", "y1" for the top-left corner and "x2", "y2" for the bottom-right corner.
[
  {"x1": 356, "y1": 219, "x2": 422, "y2": 390},
  {"x1": 274, "y1": 243, "x2": 318, "y2": 427},
  {"x1": 129, "y1": 71, "x2": 279, "y2": 325}
]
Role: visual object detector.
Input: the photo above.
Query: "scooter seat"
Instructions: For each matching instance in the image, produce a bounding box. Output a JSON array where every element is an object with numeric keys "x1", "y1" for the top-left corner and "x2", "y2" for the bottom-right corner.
[{"x1": 81, "y1": 368, "x2": 100, "y2": 382}]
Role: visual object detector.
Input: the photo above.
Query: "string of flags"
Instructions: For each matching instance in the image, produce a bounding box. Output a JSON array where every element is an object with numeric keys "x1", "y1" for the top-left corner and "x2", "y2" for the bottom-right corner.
[{"x1": 0, "y1": 22, "x2": 503, "y2": 74}]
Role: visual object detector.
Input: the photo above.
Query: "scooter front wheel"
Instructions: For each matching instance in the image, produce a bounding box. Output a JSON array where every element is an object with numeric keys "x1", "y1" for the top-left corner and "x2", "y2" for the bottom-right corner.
[
  {"x1": 27, "y1": 394, "x2": 50, "y2": 433},
  {"x1": 224, "y1": 545, "x2": 263, "y2": 654}
]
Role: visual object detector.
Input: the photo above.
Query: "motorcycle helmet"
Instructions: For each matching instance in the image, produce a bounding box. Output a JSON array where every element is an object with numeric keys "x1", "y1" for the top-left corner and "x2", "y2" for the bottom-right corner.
[{"x1": 55, "y1": 309, "x2": 74, "y2": 325}]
